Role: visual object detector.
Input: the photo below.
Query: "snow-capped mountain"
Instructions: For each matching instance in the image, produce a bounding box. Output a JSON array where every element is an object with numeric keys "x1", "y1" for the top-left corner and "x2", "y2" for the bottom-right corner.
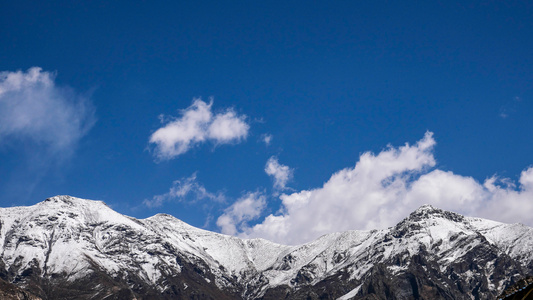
[{"x1": 0, "y1": 195, "x2": 531, "y2": 299}]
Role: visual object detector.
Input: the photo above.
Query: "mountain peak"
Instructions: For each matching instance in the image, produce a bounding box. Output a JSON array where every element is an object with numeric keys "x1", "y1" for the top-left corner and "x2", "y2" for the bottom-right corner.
[
  {"x1": 42, "y1": 195, "x2": 109, "y2": 208},
  {"x1": 408, "y1": 204, "x2": 464, "y2": 222},
  {"x1": 415, "y1": 203, "x2": 437, "y2": 211},
  {"x1": 390, "y1": 204, "x2": 467, "y2": 237},
  {"x1": 408, "y1": 204, "x2": 441, "y2": 217},
  {"x1": 44, "y1": 195, "x2": 78, "y2": 204},
  {"x1": 0, "y1": 196, "x2": 531, "y2": 299}
]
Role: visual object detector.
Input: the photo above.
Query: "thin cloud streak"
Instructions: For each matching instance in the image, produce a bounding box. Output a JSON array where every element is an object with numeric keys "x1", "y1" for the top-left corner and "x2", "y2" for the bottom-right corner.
[{"x1": 144, "y1": 173, "x2": 225, "y2": 208}]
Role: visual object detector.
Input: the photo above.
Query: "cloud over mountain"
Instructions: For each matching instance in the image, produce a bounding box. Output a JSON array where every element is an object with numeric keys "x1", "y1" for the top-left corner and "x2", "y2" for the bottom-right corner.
[
  {"x1": 217, "y1": 192, "x2": 266, "y2": 235},
  {"x1": 238, "y1": 132, "x2": 533, "y2": 245},
  {"x1": 143, "y1": 173, "x2": 225, "y2": 208}
]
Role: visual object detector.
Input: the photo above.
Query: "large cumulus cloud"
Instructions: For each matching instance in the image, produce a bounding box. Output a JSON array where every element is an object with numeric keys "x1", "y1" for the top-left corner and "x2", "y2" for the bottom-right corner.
[{"x1": 236, "y1": 132, "x2": 533, "y2": 245}]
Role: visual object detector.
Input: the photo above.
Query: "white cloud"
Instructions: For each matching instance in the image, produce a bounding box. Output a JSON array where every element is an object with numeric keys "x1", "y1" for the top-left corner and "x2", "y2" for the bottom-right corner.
[
  {"x1": 208, "y1": 110, "x2": 249, "y2": 143},
  {"x1": 144, "y1": 173, "x2": 224, "y2": 208},
  {"x1": 246, "y1": 132, "x2": 436, "y2": 244},
  {"x1": 238, "y1": 132, "x2": 533, "y2": 245},
  {"x1": 149, "y1": 98, "x2": 249, "y2": 160},
  {"x1": 0, "y1": 67, "x2": 95, "y2": 155},
  {"x1": 265, "y1": 156, "x2": 293, "y2": 190},
  {"x1": 262, "y1": 134, "x2": 273, "y2": 146},
  {"x1": 216, "y1": 192, "x2": 266, "y2": 235},
  {"x1": 477, "y1": 168, "x2": 533, "y2": 223}
]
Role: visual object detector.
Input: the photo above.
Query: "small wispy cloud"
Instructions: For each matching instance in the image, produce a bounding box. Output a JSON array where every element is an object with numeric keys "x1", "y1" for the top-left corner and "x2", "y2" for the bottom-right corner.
[
  {"x1": 143, "y1": 173, "x2": 225, "y2": 208},
  {"x1": 216, "y1": 192, "x2": 266, "y2": 235},
  {"x1": 261, "y1": 134, "x2": 273, "y2": 146},
  {"x1": 0, "y1": 67, "x2": 95, "y2": 156},
  {"x1": 0, "y1": 67, "x2": 95, "y2": 200},
  {"x1": 499, "y1": 96, "x2": 522, "y2": 119},
  {"x1": 265, "y1": 156, "x2": 293, "y2": 190},
  {"x1": 149, "y1": 98, "x2": 249, "y2": 160}
]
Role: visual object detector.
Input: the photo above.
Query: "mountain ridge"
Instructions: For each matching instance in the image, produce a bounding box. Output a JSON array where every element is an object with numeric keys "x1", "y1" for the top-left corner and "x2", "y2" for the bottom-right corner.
[{"x1": 0, "y1": 195, "x2": 531, "y2": 299}]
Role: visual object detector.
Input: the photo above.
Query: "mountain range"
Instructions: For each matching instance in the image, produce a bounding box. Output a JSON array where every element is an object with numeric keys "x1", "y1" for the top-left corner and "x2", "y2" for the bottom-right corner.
[{"x1": 0, "y1": 195, "x2": 531, "y2": 299}]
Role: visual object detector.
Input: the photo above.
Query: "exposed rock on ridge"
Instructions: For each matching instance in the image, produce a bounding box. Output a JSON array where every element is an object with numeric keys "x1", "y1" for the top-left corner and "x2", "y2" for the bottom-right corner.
[{"x1": 0, "y1": 195, "x2": 531, "y2": 299}]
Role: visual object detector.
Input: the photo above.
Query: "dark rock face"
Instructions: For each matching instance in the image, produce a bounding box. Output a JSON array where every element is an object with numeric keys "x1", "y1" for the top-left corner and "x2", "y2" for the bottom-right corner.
[
  {"x1": 0, "y1": 277, "x2": 41, "y2": 300},
  {"x1": 257, "y1": 246, "x2": 529, "y2": 300},
  {"x1": 0, "y1": 197, "x2": 532, "y2": 299},
  {"x1": 498, "y1": 276, "x2": 533, "y2": 300},
  {"x1": 0, "y1": 255, "x2": 237, "y2": 300}
]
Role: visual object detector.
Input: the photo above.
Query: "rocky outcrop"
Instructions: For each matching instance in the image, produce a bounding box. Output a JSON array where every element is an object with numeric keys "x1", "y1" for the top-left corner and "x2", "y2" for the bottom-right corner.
[
  {"x1": 498, "y1": 276, "x2": 533, "y2": 300},
  {"x1": 0, "y1": 196, "x2": 531, "y2": 299}
]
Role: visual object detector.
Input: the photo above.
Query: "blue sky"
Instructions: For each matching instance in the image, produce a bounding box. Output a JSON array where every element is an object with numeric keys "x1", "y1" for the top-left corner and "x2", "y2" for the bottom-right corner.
[{"x1": 1, "y1": 1, "x2": 532, "y2": 244}]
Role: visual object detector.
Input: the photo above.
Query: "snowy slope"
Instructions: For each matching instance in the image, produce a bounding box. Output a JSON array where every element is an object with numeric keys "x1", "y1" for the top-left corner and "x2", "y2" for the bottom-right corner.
[{"x1": 0, "y1": 196, "x2": 532, "y2": 299}]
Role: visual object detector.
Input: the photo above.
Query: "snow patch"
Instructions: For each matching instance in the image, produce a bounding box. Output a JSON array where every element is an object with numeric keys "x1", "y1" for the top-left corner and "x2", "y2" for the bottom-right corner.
[{"x1": 337, "y1": 284, "x2": 362, "y2": 300}]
